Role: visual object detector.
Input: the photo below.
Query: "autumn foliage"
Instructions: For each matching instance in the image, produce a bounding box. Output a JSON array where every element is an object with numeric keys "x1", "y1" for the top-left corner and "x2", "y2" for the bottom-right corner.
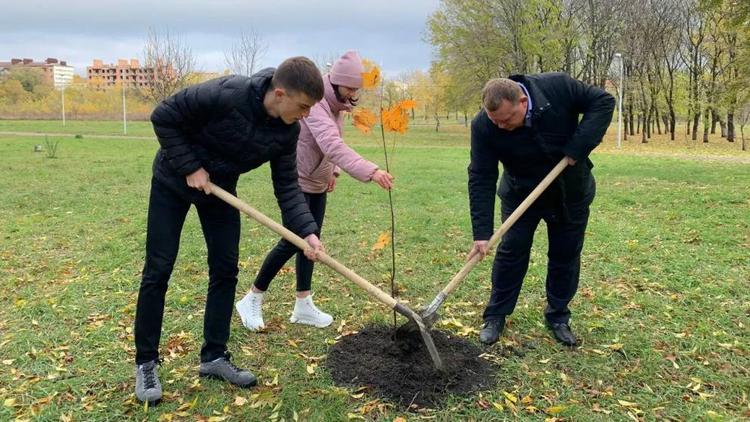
[
  {"x1": 352, "y1": 60, "x2": 417, "y2": 136},
  {"x1": 380, "y1": 99, "x2": 416, "y2": 134},
  {"x1": 352, "y1": 109, "x2": 378, "y2": 134},
  {"x1": 361, "y1": 59, "x2": 381, "y2": 90}
]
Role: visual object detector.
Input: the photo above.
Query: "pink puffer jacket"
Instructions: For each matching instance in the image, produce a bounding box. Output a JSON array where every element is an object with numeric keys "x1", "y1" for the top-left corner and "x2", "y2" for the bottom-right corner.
[{"x1": 296, "y1": 74, "x2": 378, "y2": 193}]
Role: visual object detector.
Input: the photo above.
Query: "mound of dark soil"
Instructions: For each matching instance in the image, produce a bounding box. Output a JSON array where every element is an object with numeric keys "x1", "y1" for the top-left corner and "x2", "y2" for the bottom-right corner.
[{"x1": 325, "y1": 325, "x2": 498, "y2": 409}]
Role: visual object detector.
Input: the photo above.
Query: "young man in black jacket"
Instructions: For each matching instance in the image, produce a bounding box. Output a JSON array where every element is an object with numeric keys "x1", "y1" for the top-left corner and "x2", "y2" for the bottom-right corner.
[
  {"x1": 134, "y1": 57, "x2": 326, "y2": 405},
  {"x1": 467, "y1": 73, "x2": 614, "y2": 347}
]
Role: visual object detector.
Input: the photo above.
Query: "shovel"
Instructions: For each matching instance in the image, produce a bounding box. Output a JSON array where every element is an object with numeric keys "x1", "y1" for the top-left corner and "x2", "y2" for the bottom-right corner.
[
  {"x1": 399, "y1": 158, "x2": 570, "y2": 335},
  {"x1": 208, "y1": 183, "x2": 444, "y2": 371}
]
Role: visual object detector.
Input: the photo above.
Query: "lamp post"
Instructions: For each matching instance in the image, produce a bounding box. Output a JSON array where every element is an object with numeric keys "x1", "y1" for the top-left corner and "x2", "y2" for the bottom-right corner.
[
  {"x1": 614, "y1": 53, "x2": 624, "y2": 149},
  {"x1": 61, "y1": 85, "x2": 66, "y2": 127},
  {"x1": 122, "y1": 81, "x2": 127, "y2": 135}
]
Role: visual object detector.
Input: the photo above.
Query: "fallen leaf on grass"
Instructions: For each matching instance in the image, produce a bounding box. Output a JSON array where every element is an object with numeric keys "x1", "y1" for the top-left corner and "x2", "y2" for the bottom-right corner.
[
  {"x1": 664, "y1": 354, "x2": 679, "y2": 369},
  {"x1": 176, "y1": 397, "x2": 198, "y2": 412},
  {"x1": 372, "y1": 231, "x2": 391, "y2": 251},
  {"x1": 306, "y1": 363, "x2": 317, "y2": 375},
  {"x1": 250, "y1": 390, "x2": 278, "y2": 409},
  {"x1": 592, "y1": 403, "x2": 611, "y2": 414},
  {"x1": 502, "y1": 391, "x2": 517, "y2": 403},
  {"x1": 545, "y1": 405, "x2": 567, "y2": 415},
  {"x1": 705, "y1": 411, "x2": 723, "y2": 420}
]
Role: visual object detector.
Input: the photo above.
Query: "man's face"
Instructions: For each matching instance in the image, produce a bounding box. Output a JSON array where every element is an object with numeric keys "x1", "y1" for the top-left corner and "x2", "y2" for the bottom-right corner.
[
  {"x1": 486, "y1": 97, "x2": 528, "y2": 131},
  {"x1": 274, "y1": 89, "x2": 316, "y2": 124},
  {"x1": 336, "y1": 85, "x2": 360, "y2": 103}
]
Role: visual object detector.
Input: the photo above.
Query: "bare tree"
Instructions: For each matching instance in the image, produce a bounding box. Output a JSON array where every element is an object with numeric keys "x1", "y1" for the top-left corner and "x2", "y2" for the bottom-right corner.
[
  {"x1": 311, "y1": 53, "x2": 341, "y2": 74},
  {"x1": 224, "y1": 30, "x2": 268, "y2": 76},
  {"x1": 141, "y1": 28, "x2": 196, "y2": 104},
  {"x1": 574, "y1": 0, "x2": 628, "y2": 87},
  {"x1": 678, "y1": 0, "x2": 707, "y2": 141},
  {"x1": 701, "y1": 7, "x2": 727, "y2": 142},
  {"x1": 650, "y1": 0, "x2": 683, "y2": 141}
]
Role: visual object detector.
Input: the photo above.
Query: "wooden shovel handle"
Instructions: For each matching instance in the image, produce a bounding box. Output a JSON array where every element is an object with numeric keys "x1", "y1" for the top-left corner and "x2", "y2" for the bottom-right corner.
[
  {"x1": 209, "y1": 183, "x2": 401, "y2": 310},
  {"x1": 440, "y1": 158, "x2": 570, "y2": 296}
]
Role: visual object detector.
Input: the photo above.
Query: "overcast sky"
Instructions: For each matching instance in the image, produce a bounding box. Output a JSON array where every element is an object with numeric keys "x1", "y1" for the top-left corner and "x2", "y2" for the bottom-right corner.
[{"x1": 0, "y1": 0, "x2": 440, "y2": 77}]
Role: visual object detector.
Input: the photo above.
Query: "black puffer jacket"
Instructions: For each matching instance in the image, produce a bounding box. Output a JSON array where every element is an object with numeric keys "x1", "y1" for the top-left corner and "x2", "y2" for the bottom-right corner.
[
  {"x1": 150, "y1": 68, "x2": 318, "y2": 238},
  {"x1": 468, "y1": 72, "x2": 615, "y2": 240}
]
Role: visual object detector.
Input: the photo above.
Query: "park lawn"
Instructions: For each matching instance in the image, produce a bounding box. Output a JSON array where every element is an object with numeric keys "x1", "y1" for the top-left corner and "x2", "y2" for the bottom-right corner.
[
  {"x1": 2, "y1": 117, "x2": 750, "y2": 154},
  {"x1": 0, "y1": 123, "x2": 748, "y2": 421}
]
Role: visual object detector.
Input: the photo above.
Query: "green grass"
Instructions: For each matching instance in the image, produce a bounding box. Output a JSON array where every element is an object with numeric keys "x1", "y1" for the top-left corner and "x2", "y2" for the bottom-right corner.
[
  {"x1": 0, "y1": 119, "x2": 156, "y2": 137},
  {"x1": 0, "y1": 122, "x2": 748, "y2": 421}
]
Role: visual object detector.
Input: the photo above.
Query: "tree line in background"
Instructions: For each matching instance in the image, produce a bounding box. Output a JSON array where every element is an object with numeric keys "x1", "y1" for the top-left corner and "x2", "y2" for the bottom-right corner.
[
  {"x1": 1, "y1": 2, "x2": 749, "y2": 149},
  {"x1": 423, "y1": 0, "x2": 750, "y2": 147}
]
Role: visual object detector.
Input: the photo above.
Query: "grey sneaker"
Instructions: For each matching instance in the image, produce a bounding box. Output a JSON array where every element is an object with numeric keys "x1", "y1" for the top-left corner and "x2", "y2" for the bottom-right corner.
[
  {"x1": 199, "y1": 352, "x2": 257, "y2": 388},
  {"x1": 135, "y1": 360, "x2": 162, "y2": 405}
]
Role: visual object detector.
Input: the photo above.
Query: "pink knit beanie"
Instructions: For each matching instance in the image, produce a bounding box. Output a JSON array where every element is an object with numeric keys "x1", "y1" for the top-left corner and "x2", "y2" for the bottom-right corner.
[{"x1": 329, "y1": 50, "x2": 364, "y2": 88}]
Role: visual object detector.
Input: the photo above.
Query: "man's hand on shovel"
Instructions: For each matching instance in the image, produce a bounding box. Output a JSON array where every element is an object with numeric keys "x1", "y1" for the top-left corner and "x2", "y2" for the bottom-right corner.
[
  {"x1": 186, "y1": 168, "x2": 212, "y2": 194},
  {"x1": 467, "y1": 240, "x2": 489, "y2": 262},
  {"x1": 303, "y1": 234, "x2": 324, "y2": 262}
]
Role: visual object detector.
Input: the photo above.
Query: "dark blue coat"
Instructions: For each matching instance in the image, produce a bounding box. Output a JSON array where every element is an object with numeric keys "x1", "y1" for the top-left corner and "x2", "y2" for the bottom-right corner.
[{"x1": 468, "y1": 72, "x2": 615, "y2": 240}]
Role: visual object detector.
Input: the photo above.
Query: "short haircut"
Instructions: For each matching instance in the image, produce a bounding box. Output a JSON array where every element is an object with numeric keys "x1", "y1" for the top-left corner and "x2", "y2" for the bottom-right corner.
[
  {"x1": 272, "y1": 57, "x2": 324, "y2": 101},
  {"x1": 482, "y1": 78, "x2": 523, "y2": 112}
]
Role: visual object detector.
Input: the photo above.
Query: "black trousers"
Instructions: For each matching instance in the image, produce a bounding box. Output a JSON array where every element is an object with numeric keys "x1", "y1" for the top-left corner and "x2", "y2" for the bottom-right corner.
[
  {"x1": 135, "y1": 177, "x2": 240, "y2": 364},
  {"x1": 483, "y1": 194, "x2": 592, "y2": 324},
  {"x1": 253, "y1": 192, "x2": 327, "y2": 292}
]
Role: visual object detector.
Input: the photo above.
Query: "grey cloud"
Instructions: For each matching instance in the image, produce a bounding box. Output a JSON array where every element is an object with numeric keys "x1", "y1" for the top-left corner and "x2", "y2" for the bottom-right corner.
[{"x1": 0, "y1": 0, "x2": 439, "y2": 76}]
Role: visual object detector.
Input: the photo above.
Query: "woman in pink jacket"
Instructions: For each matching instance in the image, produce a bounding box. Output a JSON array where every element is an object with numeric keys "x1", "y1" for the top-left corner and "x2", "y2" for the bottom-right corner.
[{"x1": 236, "y1": 51, "x2": 394, "y2": 330}]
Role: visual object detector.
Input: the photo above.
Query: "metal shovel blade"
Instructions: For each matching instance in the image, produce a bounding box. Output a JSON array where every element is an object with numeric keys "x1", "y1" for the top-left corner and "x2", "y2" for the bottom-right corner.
[{"x1": 395, "y1": 303, "x2": 444, "y2": 371}]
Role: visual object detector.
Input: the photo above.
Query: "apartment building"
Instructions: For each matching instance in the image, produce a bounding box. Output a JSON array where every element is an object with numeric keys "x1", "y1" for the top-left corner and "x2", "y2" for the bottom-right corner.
[
  {"x1": 0, "y1": 57, "x2": 74, "y2": 89},
  {"x1": 87, "y1": 58, "x2": 156, "y2": 88}
]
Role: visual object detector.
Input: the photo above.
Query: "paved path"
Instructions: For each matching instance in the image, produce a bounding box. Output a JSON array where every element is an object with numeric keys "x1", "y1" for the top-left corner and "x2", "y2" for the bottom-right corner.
[
  {"x1": 0, "y1": 131, "x2": 153, "y2": 140},
  {"x1": 2, "y1": 131, "x2": 748, "y2": 163}
]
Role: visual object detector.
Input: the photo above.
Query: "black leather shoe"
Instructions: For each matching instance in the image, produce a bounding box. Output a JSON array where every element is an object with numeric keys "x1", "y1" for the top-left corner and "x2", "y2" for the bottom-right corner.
[
  {"x1": 547, "y1": 322, "x2": 577, "y2": 346},
  {"x1": 479, "y1": 318, "x2": 505, "y2": 345}
]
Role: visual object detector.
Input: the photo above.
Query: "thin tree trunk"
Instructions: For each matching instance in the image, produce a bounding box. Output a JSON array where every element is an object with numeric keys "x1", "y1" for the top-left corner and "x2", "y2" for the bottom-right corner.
[
  {"x1": 727, "y1": 112, "x2": 735, "y2": 142},
  {"x1": 692, "y1": 112, "x2": 700, "y2": 141},
  {"x1": 702, "y1": 107, "x2": 710, "y2": 143},
  {"x1": 628, "y1": 101, "x2": 635, "y2": 136},
  {"x1": 711, "y1": 108, "x2": 718, "y2": 134}
]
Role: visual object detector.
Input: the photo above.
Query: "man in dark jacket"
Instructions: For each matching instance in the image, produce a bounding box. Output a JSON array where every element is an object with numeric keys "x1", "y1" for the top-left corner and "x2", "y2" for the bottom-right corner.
[
  {"x1": 134, "y1": 57, "x2": 326, "y2": 405},
  {"x1": 467, "y1": 73, "x2": 614, "y2": 347}
]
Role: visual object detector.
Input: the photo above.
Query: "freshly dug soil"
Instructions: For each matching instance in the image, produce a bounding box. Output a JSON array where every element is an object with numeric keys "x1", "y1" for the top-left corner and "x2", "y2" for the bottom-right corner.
[{"x1": 325, "y1": 325, "x2": 498, "y2": 409}]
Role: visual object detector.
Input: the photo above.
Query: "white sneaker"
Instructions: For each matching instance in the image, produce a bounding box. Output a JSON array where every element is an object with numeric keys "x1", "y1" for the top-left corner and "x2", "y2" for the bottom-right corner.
[
  {"x1": 235, "y1": 291, "x2": 265, "y2": 331},
  {"x1": 290, "y1": 294, "x2": 333, "y2": 328}
]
